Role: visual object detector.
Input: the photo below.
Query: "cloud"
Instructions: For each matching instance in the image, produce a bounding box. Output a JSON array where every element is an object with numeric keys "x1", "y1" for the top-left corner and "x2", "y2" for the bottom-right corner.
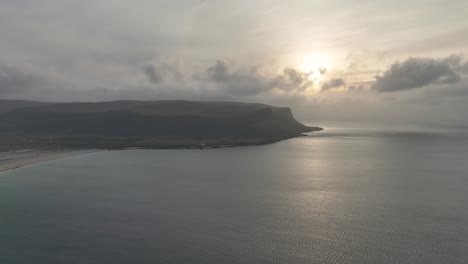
[
  {"x1": 202, "y1": 60, "x2": 271, "y2": 95},
  {"x1": 144, "y1": 62, "x2": 184, "y2": 84},
  {"x1": 463, "y1": 62, "x2": 468, "y2": 73},
  {"x1": 272, "y1": 68, "x2": 313, "y2": 91},
  {"x1": 348, "y1": 85, "x2": 365, "y2": 91},
  {"x1": 0, "y1": 66, "x2": 49, "y2": 96},
  {"x1": 321, "y1": 78, "x2": 346, "y2": 91},
  {"x1": 372, "y1": 56, "x2": 465, "y2": 92},
  {"x1": 144, "y1": 64, "x2": 162, "y2": 84},
  {"x1": 207, "y1": 60, "x2": 230, "y2": 82},
  {"x1": 429, "y1": 78, "x2": 468, "y2": 97},
  {"x1": 200, "y1": 60, "x2": 314, "y2": 96}
]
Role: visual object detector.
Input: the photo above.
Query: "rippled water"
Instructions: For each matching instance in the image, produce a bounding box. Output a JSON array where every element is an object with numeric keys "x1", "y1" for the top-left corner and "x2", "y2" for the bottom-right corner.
[{"x1": 1, "y1": 126, "x2": 468, "y2": 263}]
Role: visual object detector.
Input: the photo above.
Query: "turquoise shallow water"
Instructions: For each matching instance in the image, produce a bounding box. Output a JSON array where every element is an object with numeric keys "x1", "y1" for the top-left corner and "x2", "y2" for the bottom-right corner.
[{"x1": 1, "y1": 127, "x2": 468, "y2": 263}]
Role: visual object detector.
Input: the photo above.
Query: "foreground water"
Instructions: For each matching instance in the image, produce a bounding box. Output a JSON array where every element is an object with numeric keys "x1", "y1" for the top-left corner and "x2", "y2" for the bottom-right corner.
[{"x1": 1, "y1": 126, "x2": 468, "y2": 263}]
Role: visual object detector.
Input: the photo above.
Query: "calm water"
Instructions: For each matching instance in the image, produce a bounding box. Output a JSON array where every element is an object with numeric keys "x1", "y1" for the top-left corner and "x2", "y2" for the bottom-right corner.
[{"x1": 1, "y1": 126, "x2": 468, "y2": 263}]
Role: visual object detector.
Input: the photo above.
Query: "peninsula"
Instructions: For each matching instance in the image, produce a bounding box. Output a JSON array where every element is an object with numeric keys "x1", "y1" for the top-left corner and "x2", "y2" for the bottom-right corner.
[{"x1": 0, "y1": 100, "x2": 322, "y2": 151}]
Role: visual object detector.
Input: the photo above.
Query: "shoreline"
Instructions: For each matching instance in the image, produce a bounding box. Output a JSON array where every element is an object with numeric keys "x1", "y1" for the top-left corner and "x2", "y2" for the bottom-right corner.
[
  {"x1": 0, "y1": 150, "x2": 102, "y2": 173},
  {"x1": 0, "y1": 140, "x2": 275, "y2": 173},
  {"x1": 0, "y1": 132, "x2": 323, "y2": 173}
]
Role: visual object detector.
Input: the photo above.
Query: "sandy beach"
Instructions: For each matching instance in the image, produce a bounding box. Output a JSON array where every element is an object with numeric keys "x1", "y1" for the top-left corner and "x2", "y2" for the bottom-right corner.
[{"x1": 0, "y1": 150, "x2": 101, "y2": 173}]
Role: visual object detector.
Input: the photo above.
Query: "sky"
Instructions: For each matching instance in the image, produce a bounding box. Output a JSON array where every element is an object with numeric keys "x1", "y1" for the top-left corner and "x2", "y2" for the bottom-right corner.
[{"x1": 1, "y1": 0, "x2": 468, "y2": 125}]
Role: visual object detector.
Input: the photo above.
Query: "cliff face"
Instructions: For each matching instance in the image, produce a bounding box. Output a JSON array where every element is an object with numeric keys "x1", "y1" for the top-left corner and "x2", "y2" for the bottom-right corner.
[{"x1": 0, "y1": 100, "x2": 322, "y2": 149}]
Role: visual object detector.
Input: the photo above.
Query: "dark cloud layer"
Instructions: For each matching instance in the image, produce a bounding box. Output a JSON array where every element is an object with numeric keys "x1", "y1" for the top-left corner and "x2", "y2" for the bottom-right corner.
[
  {"x1": 321, "y1": 78, "x2": 346, "y2": 91},
  {"x1": 372, "y1": 56, "x2": 465, "y2": 92}
]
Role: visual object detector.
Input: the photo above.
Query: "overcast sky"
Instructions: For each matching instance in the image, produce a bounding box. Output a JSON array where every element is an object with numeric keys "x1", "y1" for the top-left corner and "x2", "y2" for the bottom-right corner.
[{"x1": 1, "y1": 0, "x2": 468, "y2": 125}]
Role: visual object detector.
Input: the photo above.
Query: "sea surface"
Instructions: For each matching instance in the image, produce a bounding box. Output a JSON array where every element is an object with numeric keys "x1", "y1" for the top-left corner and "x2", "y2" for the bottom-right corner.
[{"x1": 1, "y1": 125, "x2": 468, "y2": 263}]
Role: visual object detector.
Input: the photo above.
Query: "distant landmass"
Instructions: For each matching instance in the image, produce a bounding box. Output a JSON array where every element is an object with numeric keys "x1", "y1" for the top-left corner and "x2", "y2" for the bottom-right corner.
[{"x1": 0, "y1": 100, "x2": 322, "y2": 150}]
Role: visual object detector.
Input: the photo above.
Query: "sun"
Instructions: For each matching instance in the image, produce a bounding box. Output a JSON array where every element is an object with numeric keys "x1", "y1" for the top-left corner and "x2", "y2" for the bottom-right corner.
[
  {"x1": 296, "y1": 52, "x2": 334, "y2": 92},
  {"x1": 299, "y1": 52, "x2": 333, "y2": 74}
]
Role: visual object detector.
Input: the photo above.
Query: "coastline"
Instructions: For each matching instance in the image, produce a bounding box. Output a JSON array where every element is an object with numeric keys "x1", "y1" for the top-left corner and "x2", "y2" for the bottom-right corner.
[
  {"x1": 0, "y1": 150, "x2": 101, "y2": 174},
  {"x1": 0, "y1": 130, "x2": 323, "y2": 173}
]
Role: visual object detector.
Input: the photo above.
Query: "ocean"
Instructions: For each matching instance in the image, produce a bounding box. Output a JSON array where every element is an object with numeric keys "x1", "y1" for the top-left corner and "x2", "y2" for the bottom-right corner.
[{"x1": 1, "y1": 125, "x2": 468, "y2": 263}]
